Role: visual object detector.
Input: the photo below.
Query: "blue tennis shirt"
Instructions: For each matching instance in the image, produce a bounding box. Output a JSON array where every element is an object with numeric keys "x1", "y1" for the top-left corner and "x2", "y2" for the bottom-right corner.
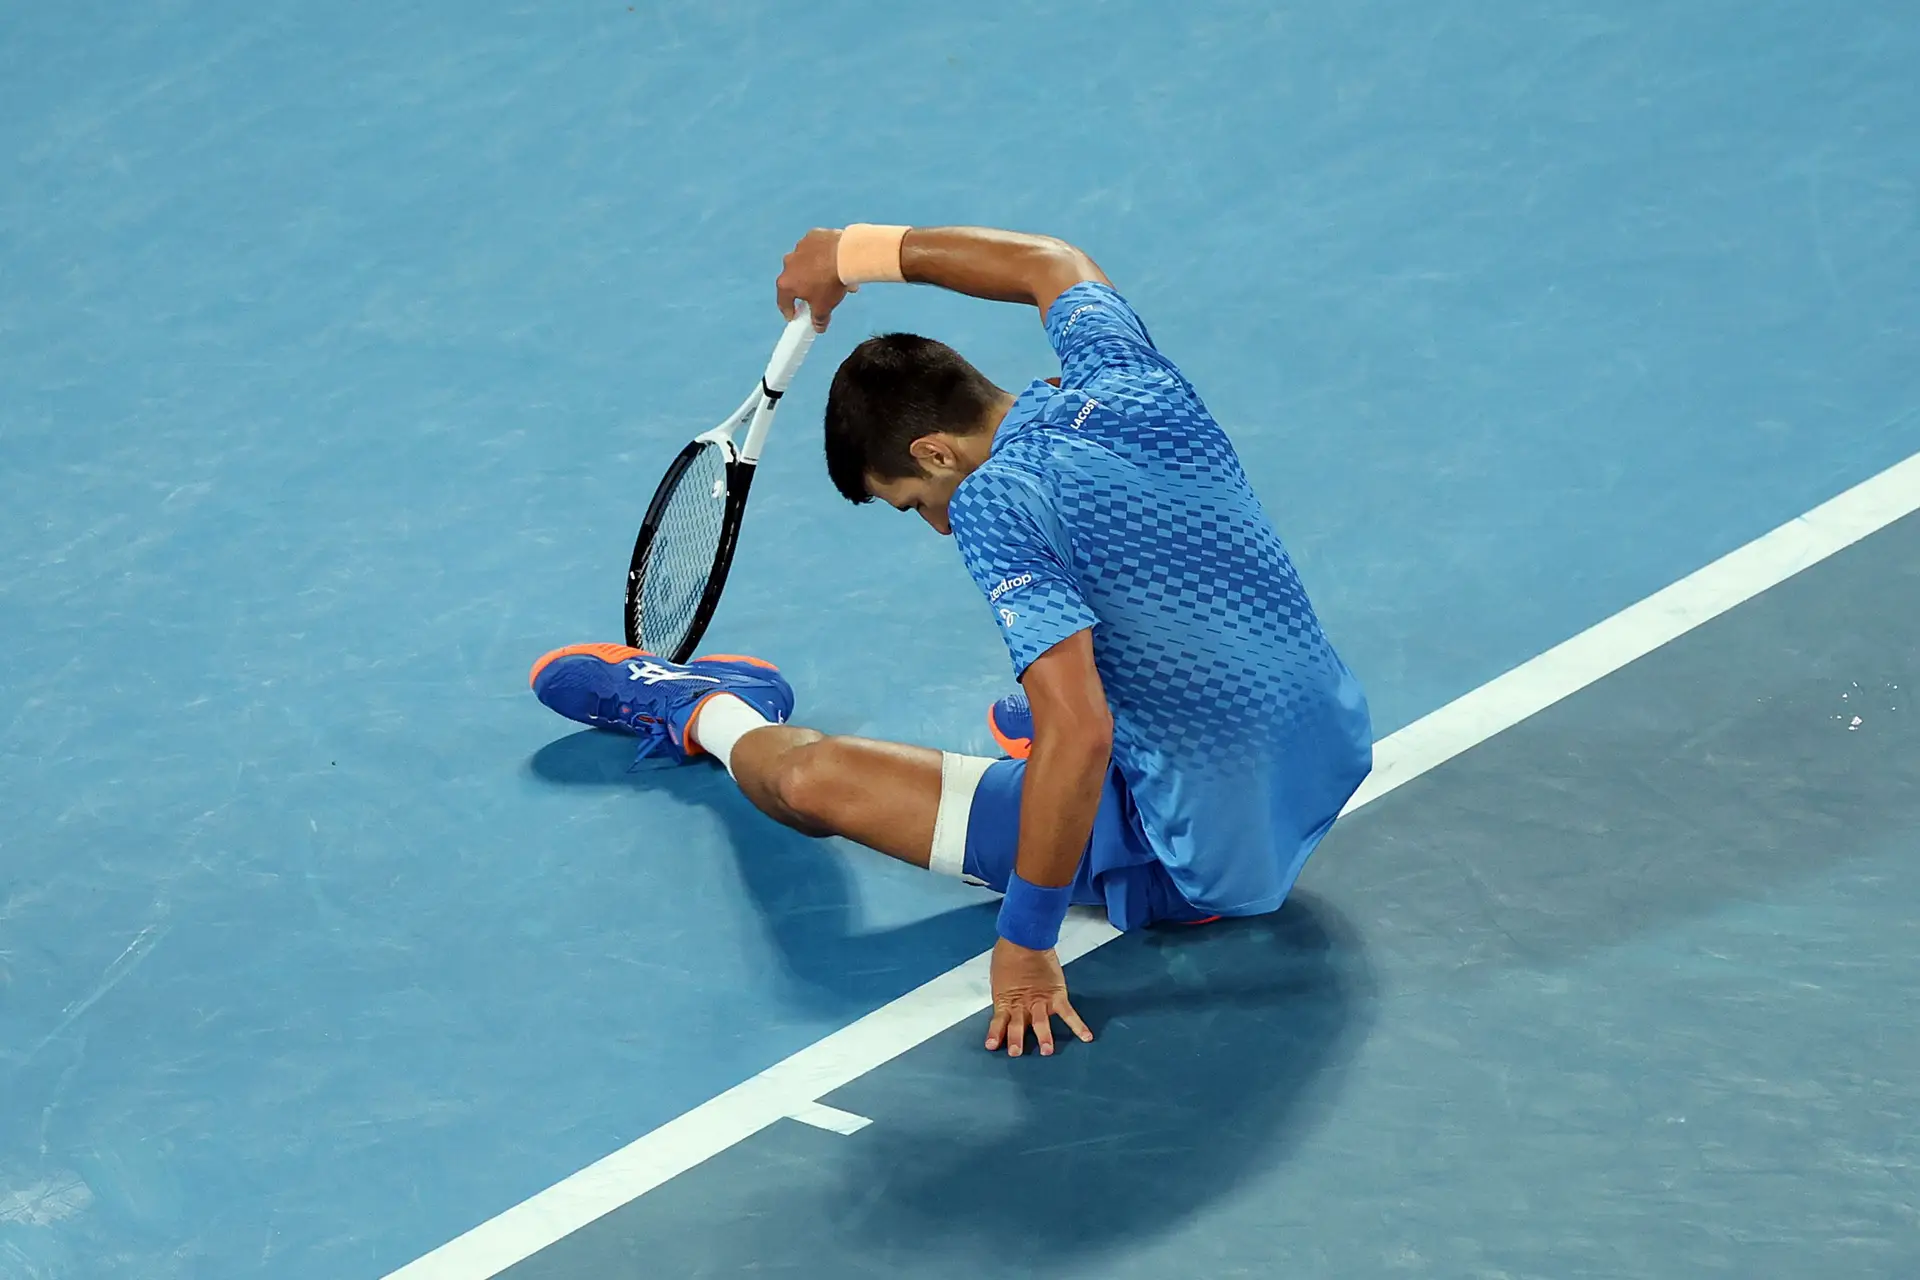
[{"x1": 948, "y1": 282, "x2": 1374, "y2": 916}]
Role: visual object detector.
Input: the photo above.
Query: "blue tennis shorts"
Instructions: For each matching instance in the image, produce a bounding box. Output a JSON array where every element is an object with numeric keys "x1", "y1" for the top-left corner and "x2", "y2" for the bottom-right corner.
[{"x1": 943, "y1": 756, "x2": 1213, "y2": 931}]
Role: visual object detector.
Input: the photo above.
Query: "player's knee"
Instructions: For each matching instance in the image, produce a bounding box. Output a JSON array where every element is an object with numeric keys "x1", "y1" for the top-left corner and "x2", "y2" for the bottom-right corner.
[{"x1": 768, "y1": 737, "x2": 849, "y2": 832}]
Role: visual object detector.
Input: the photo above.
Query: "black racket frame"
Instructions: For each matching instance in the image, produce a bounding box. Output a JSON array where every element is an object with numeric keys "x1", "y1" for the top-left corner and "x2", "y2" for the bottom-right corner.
[{"x1": 623, "y1": 440, "x2": 757, "y2": 661}]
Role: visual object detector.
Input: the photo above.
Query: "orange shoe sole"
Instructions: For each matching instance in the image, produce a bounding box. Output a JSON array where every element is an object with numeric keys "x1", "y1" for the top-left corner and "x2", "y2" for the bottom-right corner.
[
  {"x1": 527, "y1": 646, "x2": 781, "y2": 689},
  {"x1": 527, "y1": 645, "x2": 782, "y2": 759},
  {"x1": 988, "y1": 706, "x2": 1032, "y2": 760},
  {"x1": 692, "y1": 653, "x2": 779, "y2": 671},
  {"x1": 527, "y1": 643, "x2": 646, "y2": 689}
]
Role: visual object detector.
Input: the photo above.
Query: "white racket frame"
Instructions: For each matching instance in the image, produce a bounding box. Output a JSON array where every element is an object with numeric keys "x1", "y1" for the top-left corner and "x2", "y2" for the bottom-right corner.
[{"x1": 695, "y1": 302, "x2": 819, "y2": 465}]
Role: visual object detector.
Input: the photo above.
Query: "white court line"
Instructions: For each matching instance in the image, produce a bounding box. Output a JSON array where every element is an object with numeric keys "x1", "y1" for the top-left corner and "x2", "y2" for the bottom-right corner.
[
  {"x1": 387, "y1": 450, "x2": 1920, "y2": 1280},
  {"x1": 786, "y1": 1101, "x2": 874, "y2": 1136}
]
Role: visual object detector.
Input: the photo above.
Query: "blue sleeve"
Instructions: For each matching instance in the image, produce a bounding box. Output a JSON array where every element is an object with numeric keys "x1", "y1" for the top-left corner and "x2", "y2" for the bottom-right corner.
[
  {"x1": 1041, "y1": 280, "x2": 1236, "y2": 474},
  {"x1": 1043, "y1": 281, "x2": 1178, "y2": 390},
  {"x1": 949, "y1": 468, "x2": 1098, "y2": 678}
]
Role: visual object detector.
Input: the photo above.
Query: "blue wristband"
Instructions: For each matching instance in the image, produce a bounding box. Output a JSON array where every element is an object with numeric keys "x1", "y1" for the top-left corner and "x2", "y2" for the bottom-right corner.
[{"x1": 997, "y1": 873, "x2": 1074, "y2": 951}]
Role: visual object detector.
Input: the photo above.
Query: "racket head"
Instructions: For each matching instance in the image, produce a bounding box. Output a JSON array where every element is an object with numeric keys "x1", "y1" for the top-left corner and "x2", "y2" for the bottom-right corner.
[
  {"x1": 622, "y1": 309, "x2": 815, "y2": 660},
  {"x1": 624, "y1": 436, "x2": 751, "y2": 661}
]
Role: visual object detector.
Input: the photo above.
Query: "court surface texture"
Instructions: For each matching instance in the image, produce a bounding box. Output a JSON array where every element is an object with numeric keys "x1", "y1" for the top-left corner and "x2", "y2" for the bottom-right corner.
[{"x1": 2, "y1": 3, "x2": 1916, "y2": 1278}]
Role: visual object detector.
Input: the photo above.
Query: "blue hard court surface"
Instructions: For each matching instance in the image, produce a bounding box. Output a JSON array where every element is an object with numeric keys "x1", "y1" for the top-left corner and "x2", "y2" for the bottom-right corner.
[{"x1": 2, "y1": 2, "x2": 1917, "y2": 1277}]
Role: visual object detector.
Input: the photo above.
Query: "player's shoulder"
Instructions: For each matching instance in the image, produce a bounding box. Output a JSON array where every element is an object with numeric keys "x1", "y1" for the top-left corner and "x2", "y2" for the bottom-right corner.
[
  {"x1": 1044, "y1": 284, "x2": 1209, "y2": 410},
  {"x1": 1045, "y1": 279, "x2": 1138, "y2": 320},
  {"x1": 953, "y1": 437, "x2": 1087, "y2": 551},
  {"x1": 952, "y1": 448, "x2": 1049, "y2": 527},
  {"x1": 1044, "y1": 280, "x2": 1151, "y2": 347}
]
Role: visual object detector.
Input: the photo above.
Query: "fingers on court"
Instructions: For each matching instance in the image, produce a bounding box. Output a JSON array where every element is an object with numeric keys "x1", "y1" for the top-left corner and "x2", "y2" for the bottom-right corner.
[
  {"x1": 1031, "y1": 998, "x2": 1055, "y2": 1056},
  {"x1": 1005, "y1": 1005, "x2": 1028, "y2": 1057},
  {"x1": 1057, "y1": 997, "x2": 1095, "y2": 1044},
  {"x1": 985, "y1": 1005, "x2": 1009, "y2": 1051}
]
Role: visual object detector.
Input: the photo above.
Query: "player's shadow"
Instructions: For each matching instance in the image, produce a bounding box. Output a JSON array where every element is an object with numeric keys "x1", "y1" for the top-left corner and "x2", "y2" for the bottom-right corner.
[
  {"x1": 698, "y1": 895, "x2": 1377, "y2": 1273},
  {"x1": 526, "y1": 729, "x2": 998, "y2": 1010},
  {"x1": 531, "y1": 731, "x2": 1378, "y2": 1271}
]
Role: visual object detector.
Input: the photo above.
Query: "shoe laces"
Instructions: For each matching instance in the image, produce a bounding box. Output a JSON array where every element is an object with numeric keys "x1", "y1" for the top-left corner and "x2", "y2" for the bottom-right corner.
[
  {"x1": 626, "y1": 719, "x2": 676, "y2": 767},
  {"x1": 586, "y1": 694, "x2": 676, "y2": 765}
]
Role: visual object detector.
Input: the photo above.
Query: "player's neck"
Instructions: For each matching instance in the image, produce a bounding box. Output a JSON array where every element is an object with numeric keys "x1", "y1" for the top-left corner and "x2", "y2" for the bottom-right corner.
[{"x1": 962, "y1": 390, "x2": 1019, "y2": 468}]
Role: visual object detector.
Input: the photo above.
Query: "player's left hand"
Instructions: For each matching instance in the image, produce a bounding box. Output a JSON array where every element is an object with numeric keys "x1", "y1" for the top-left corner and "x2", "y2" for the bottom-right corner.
[
  {"x1": 986, "y1": 937, "x2": 1094, "y2": 1057},
  {"x1": 776, "y1": 229, "x2": 848, "y2": 333}
]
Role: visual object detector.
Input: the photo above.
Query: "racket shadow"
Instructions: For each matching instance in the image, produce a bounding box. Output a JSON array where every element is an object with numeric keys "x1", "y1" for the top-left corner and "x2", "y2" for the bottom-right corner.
[{"x1": 526, "y1": 729, "x2": 997, "y2": 1012}]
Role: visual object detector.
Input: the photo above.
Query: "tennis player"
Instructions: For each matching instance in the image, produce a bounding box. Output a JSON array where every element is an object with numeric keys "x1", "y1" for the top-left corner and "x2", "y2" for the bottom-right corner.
[{"x1": 529, "y1": 226, "x2": 1373, "y2": 1057}]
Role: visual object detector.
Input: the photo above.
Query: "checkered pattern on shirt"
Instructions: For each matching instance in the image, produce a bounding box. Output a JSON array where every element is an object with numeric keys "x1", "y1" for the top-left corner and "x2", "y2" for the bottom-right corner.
[
  {"x1": 949, "y1": 282, "x2": 1372, "y2": 915},
  {"x1": 951, "y1": 285, "x2": 1342, "y2": 768}
]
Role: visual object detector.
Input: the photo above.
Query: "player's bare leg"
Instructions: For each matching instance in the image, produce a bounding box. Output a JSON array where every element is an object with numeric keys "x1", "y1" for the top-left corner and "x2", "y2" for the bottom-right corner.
[
  {"x1": 526, "y1": 644, "x2": 963, "y2": 872},
  {"x1": 529, "y1": 644, "x2": 1090, "y2": 1057},
  {"x1": 693, "y1": 709, "x2": 944, "y2": 870}
]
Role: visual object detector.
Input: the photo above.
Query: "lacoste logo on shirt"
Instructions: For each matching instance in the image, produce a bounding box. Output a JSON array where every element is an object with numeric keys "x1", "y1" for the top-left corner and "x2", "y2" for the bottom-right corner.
[{"x1": 1063, "y1": 303, "x2": 1100, "y2": 331}]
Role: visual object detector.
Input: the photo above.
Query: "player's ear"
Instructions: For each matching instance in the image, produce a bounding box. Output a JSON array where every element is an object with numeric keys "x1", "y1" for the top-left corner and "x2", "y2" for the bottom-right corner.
[{"x1": 909, "y1": 434, "x2": 956, "y2": 471}]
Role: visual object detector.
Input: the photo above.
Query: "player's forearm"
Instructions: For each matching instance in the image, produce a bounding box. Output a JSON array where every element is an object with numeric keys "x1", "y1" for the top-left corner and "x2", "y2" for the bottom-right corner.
[
  {"x1": 899, "y1": 227, "x2": 1107, "y2": 319},
  {"x1": 1013, "y1": 721, "x2": 1111, "y2": 890}
]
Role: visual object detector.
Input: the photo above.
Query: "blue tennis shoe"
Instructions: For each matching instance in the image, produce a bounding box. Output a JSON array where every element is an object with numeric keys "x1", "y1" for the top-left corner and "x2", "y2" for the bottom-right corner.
[{"x1": 529, "y1": 643, "x2": 793, "y2": 763}]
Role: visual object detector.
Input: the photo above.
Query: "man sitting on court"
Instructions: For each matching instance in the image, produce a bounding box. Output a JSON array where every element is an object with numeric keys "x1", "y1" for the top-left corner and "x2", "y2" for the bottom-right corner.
[{"x1": 528, "y1": 225, "x2": 1374, "y2": 1058}]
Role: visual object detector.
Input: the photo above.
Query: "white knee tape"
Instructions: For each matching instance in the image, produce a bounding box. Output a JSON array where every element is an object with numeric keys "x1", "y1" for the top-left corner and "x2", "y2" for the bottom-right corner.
[{"x1": 929, "y1": 752, "x2": 996, "y2": 881}]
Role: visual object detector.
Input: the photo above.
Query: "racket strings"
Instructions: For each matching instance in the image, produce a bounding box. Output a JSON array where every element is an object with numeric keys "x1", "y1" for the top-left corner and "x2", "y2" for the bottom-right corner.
[{"x1": 632, "y1": 442, "x2": 730, "y2": 654}]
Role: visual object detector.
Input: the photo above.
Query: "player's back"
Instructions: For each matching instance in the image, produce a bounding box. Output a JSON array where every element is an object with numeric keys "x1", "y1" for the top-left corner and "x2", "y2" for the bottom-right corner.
[
  {"x1": 950, "y1": 282, "x2": 1373, "y2": 915},
  {"x1": 1013, "y1": 392, "x2": 1344, "y2": 746}
]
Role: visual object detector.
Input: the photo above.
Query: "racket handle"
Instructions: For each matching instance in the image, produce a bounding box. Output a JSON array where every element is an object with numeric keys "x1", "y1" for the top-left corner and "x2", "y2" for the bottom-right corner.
[{"x1": 763, "y1": 302, "x2": 819, "y2": 395}]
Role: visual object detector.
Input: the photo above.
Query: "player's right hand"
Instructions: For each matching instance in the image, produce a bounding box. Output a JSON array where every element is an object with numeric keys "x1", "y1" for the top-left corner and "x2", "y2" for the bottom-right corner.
[
  {"x1": 777, "y1": 228, "x2": 848, "y2": 332},
  {"x1": 986, "y1": 937, "x2": 1094, "y2": 1058}
]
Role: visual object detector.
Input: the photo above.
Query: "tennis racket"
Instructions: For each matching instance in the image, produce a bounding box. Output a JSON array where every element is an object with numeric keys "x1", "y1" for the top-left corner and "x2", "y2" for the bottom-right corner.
[{"x1": 624, "y1": 303, "x2": 819, "y2": 661}]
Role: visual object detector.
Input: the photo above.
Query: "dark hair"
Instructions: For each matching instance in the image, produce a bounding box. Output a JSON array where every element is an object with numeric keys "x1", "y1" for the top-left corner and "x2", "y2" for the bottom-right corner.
[{"x1": 823, "y1": 333, "x2": 1004, "y2": 503}]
